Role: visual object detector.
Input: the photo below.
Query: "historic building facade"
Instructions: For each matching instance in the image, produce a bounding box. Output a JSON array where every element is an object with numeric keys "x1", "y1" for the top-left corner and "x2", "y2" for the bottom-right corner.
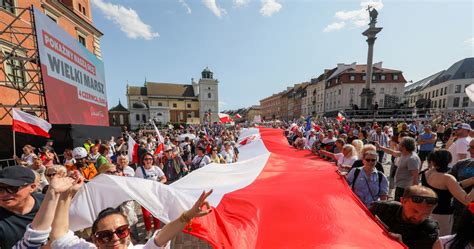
[
  {"x1": 127, "y1": 68, "x2": 219, "y2": 129},
  {"x1": 108, "y1": 100, "x2": 130, "y2": 129},
  {"x1": 404, "y1": 57, "x2": 474, "y2": 112}
]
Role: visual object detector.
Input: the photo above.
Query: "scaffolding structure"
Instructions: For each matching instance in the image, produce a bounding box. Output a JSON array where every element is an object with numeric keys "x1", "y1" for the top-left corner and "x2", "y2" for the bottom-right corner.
[{"x1": 0, "y1": 6, "x2": 47, "y2": 121}]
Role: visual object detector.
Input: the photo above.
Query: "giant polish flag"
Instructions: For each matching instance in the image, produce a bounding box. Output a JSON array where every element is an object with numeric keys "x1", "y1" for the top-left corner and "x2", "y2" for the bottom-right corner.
[
  {"x1": 12, "y1": 109, "x2": 52, "y2": 138},
  {"x1": 69, "y1": 128, "x2": 406, "y2": 249}
]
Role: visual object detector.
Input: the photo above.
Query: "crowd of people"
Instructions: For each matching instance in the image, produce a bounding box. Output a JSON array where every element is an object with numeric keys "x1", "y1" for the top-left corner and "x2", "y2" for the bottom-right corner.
[
  {"x1": 1, "y1": 124, "x2": 240, "y2": 248},
  {"x1": 285, "y1": 112, "x2": 474, "y2": 249},
  {"x1": 1, "y1": 112, "x2": 474, "y2": 249}
]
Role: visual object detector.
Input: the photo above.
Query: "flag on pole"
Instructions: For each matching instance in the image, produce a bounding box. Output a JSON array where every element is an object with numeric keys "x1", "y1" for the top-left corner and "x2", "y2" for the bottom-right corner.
[
  {"x1": 127, "y1": 135, "x2": 139, "y2": 164},
  {"x1": 336, "y1": 112, "x2": 345, "y2": 123},
  {"x1": 235, "y1": 114, "x2": 242, "y2": 119},
  {"x1": 152, "y1": 122, "x2": 164, "y2": 155},
  {"x1": 304, "y1": 116, "x2": 312, "y2": 132},
  {"x1": 12, "y1": 109, "x2": 51, "y2": 138},
  {"x1": 218, "y1": 113, "x2": 232, "y2": 123}
]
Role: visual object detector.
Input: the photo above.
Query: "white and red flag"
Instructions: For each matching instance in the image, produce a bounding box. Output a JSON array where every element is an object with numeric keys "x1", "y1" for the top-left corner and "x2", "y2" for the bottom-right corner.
[
  {"x1": 152, "y1": 122, "x2": 164, "y2": 155},
  {"x1": 235, "y1": 113, "x2": 242, "y2": 119},
  {"x1": 12, "y1": 108, "x2": 51, "y2": 138},
  {"x1": 218, "y1": 113, "x2": 232, "y2": 123},
  {"x1": 127, "y1": 135, "x2": 139, "y2": 164},
  {"x1": 69, "y1": 128, "x2": 404, "y2": 249},
  {"x1": 336, "y1": 112, "x2": 346, "y2": 122}
]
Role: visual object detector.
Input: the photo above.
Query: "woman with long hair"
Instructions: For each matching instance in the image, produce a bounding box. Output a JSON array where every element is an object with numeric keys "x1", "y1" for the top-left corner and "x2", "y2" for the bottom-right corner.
[{"x1": 421, "y1": 150, "x2": 474, "y2": 236}]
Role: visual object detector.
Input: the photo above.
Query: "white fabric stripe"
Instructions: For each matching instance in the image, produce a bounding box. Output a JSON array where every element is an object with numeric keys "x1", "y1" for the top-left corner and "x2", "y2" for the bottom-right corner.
[
  {"x1": 12, "y1": 109, "x2": 51, "y2": 131},
  {"x1": 172, "y1": 128, "x2": 270, "y2": 206}
]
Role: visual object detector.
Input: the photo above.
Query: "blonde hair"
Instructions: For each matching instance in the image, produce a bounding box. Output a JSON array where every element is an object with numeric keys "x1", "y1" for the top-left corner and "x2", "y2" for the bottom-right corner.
[
  {"x1": 46, "y1": 165, "x2": 67, "y2": 177},
  {"x1": 98, "y1": 163, "x2": 116, "y2": 175},
  {"x1": 351, "y1": 139, "x2": 364, "y2": 159},
  {"x1": 362, "y1": 144, "x2": 377, "y2": 155},
  {"x1": 342, "y1": 144, "x2": 357, "y2": 158}
]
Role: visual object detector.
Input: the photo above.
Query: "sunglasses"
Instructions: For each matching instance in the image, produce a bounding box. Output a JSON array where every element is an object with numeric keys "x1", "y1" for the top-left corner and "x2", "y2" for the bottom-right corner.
[
  {"x1": 364, "y1": 158, "x2": 377, "y2": 162},
  {"x1": 46, "y1": 173, "x2": 57, "y2": 178},
  {"x1": 409, "y1": 195, "x2": 438, "y2": 205},
  {"x1": 94, "y1": 224, "x2": 130, "y2": 243},
  {"x1": 0, "y1": 184, "x2": 26, "y2": 194}
]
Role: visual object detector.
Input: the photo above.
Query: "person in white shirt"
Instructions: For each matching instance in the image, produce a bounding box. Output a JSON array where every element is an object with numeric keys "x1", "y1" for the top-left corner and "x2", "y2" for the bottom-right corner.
[
  {"x1": 14, "y1": 145, "x2": 36, "y2": 167},
  {"x1": 220, "y1": 142, "x2": 235, "y2": 164},
  {"x1": 447, "y1": 123, "x2": 472, "y2": 167},
  {"x1": 116, "y1": 155, "x2": 135, "y2": 177},
  {"x1": 191, "y1": 147, "x2": 211, "y2": 171}
]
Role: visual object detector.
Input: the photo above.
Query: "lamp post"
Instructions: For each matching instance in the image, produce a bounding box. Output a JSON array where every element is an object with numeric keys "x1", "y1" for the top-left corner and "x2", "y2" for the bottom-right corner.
[{"x1": 360, "y1": 6, "x2": 382, "y2": 110}]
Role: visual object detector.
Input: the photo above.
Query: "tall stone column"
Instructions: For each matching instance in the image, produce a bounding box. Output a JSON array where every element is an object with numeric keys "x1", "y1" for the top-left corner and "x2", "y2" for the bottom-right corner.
[{"x1": 360, "y1": 7, "x2": 382, "y2": 109}]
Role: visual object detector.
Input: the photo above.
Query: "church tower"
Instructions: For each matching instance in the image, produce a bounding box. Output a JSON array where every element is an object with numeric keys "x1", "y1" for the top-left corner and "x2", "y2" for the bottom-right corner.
[{"x1": 198, "y1": 67, "x2": 219, "y2": 123}]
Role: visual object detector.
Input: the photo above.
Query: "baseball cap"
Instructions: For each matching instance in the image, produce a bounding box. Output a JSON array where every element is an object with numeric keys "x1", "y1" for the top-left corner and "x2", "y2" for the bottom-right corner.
[
  {"x1": 455, "y1": 123, "x2": 472, "y2": 131},
  {"x1": 0, "y1": 166, "x2": 35, "y2": 186}
]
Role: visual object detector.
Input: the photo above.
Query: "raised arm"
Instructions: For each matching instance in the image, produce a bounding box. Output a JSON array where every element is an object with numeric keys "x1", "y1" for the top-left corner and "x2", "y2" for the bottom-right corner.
[
  {"x1": 154, "y1": 190, "x2": 213, "y2": 246},
  {"x1": 446, "y1": 175, "x2": 474, "y2": 205}
]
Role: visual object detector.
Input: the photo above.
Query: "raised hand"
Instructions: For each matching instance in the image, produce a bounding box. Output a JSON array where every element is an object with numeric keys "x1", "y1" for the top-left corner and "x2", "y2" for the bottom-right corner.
[
  {"x1": 186, "y1": 190, "x2": 213, "y2": 219},
  {"x1": 49, "y1": 177, "x2": 75, "y2": 194}
]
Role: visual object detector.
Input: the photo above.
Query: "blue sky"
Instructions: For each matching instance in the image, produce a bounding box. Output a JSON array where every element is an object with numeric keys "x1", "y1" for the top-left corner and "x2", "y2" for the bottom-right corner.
[{"x1": 90, "y1": 0, "x2": 474, "y2": 111}]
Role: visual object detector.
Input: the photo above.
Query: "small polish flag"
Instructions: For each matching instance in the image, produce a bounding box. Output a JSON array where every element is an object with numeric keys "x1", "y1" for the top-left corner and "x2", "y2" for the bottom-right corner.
[
  {"x1": 152, "y1": 122, "x2": 164, "y2": 155},
  {"x1": 218, "y1": 113, "x2": 231, "y2": 123},
  {"x1": 127, "y1": 135, "x2": 139, "y2": 164},
  {"x1": 336, "y1": 112, "x2": 345, "y2": 122},
  {"x1": 12, "y1": 109, "x2": 51, "y2": 138},
  {"x1": 235, "y1": 114, "x2": 242, "y2": 119}
]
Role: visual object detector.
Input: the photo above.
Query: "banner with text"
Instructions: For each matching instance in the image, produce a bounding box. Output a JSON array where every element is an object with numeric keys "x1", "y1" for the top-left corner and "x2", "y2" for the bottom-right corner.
[{"x1": 34, "y1": 8, "x2": 108, "y2": 126}]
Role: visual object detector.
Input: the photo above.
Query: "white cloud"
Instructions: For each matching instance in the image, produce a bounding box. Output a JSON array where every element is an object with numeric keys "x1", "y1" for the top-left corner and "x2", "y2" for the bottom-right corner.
[
  {"x1": 178, "y1": 0, "x2": 192, "y2": 14},
  {"x1": 464, "y1": 37, "x2": 474, "y2": 48},
  {"x1": 323, "y1": 22, "x2": 346, "y2": 32},
  {"x1": 324, "y1": 0, "x2": 384, "y2": 32},
  {"x1": 234, "y1": 0, "x2": 251, "y2": 7},
  {"x1": 91, "y1": 0, "x2": 159, "y2": 40},
  {"x1": 202, "y1": 0, "x2": 227, "y2": 17},
  {"x1": 260, "y1": 0, "x2": 282, "y2": 17}
]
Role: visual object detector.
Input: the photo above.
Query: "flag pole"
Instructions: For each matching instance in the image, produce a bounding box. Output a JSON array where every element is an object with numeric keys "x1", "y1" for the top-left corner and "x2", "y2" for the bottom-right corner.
[{"x1": 13, "y1": 130, "x2": 16, "y2": 157}]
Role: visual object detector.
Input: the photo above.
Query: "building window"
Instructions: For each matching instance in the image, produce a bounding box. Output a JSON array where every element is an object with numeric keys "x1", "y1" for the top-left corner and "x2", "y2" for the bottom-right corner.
[
  {"x1": 187, "y1": 103, "x2": 191, "y2": 108},
  {"x1": 157, "y1": 113, "x2": 162, "y2": 116},
  {"x1": 432, "y1": 90, "x2": 435, "y2": 98},
  {"x1": 173, "y1": 103, "x2": 177, "y2": 108},
  {"x1": 4, "y1": 52, "x2": 26, "y2": 88},
  {"x1": 158, "y1": 102, "x2": 162, "y2": 106},
  {"x1": 442, "y1": 98, "x2": 446, "y2": 108},
  {"x1": 208, "y1": 93, "x2": 212, "y2": 99},
  {"x1": 455, "y1": 85, "x2": 461, "y2": 93},
  {"x1": 435, "y1": 89, "x2": 439, "y2": 97},
  {"x1": 453, "y1": 97, "x2": 460, "y2": 107},
  {"x1": 338, "y1": 89, "x2": 341, "y2": 95},
  {"x1": 208, "y1": 87, "x2": 211, "y2": 90},
  {"x1": 363, "y1": 75, "x2": 366, "y2": 80},
  {"x1": 393, "y1": 74, "x2": 399, "y2": 80},
  {"x1": 381, "y1": 74, "x2": 386, "y2": 80},
  {"x1": 380, "y1": 88, "x2": 384, "y2": 94},
  {"x1": 135, "y1": 114, "x2": 140, "y2": 121},
  {"x1": 78, "y1": 3, "x2": 82, "y2": 12},
  {"x1": 119, "y1": 115, "x2": 124, "y2": 125},
  {"x1": 444, "y1": 86, "x2": 448, "y2": 95},
  {"x1": 78, "y1": 35, "x2": 86, "y2": 46},
  {"x1": 372, "y1": 75, "x2": 376, "y2": 80},
  {"x1": 1, "y1": 0, "x2": 15, "y2": 14},
  {"x1": 350, "y1": 75, "x2": 355, "y2": 81},
  {"x1": 462, "y1": 97, "x2": 469, "y2": 107},
  {"x1": 433, "y1": 101, "x2": 437, "y2": 108},
  {"x1": 142, "y1": 114, "x2": 146, "y2": 122},
  {"x1": 393, "y1": 88, "x2": 397, "y2": 94}
]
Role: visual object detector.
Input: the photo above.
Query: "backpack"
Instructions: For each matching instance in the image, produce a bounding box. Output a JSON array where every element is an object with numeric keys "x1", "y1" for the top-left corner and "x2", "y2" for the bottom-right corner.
[{"x1": 351, "y1": 168, "x2": 384, "y2": 195}]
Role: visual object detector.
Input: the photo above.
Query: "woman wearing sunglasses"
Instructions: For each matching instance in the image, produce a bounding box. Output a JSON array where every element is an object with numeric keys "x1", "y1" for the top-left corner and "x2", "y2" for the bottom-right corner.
[{"x1": 420, "y1": 149, "x2": 474, "y2": 236}]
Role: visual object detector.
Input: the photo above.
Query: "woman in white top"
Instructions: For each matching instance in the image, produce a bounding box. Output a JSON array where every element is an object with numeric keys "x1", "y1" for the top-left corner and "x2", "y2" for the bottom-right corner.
[
  {"x1": 320, "y1": 144, "x2": 358, "y2": 172},
  {"x1": 116, "y1": 155, "x2": 135, "y2": 177},
  {"x1": 14, "y1": 171, "x2": 214, "y2": 249},
  {"x1": 432, "y1": 202, "x2": 474, "y2": 249},
  {"x1": 14, "y1": 145, "x2": 36, "y2": 167},
  {"x1": 135, "y1": 153, "x2": 167, "y2": 238}
]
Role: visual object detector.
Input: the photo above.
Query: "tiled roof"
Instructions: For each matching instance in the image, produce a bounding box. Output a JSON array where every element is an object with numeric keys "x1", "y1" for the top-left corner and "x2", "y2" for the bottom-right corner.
[
  {"x1": 146, "y1": 82, "x2": 196, "y2": 97},
  {"x1": 109, "y1": 101, "x2": 129, "y2": 112}
]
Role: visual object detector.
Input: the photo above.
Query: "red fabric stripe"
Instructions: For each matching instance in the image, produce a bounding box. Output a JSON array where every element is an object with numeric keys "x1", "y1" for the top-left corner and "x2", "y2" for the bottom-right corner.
[
  {"x1": 132, "y1": 143, "x2": 139, "y2": 164},
  {"x1": 12, "y1": 119, "x2": 50, "y2": 138},
  {"x1": 185, "y1": 128, "x2": 406, "y2": 248},
  {"x1": 154, "y1": 143, "x2": 164, "y2": 155}
]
